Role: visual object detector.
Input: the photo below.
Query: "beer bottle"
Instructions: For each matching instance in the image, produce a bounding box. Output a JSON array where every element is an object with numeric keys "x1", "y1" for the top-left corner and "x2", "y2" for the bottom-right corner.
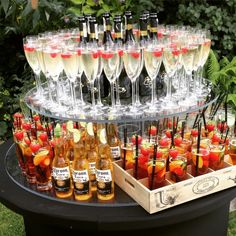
[
  {"x1": 96, "y1": 124, "x2": 115, "y2": 200},
  {"x1": 72, "y1": 129, "x2": 92, "y2": 201},
  {"x1": 106, "y1": 123, "x2": 121, "y2": 160},
  {"x1": 85, "y1": 122, "x2": 98, "y2": 191},
  {"x1": 52, "y1": 124, "x2": 73, "y2": 198}
]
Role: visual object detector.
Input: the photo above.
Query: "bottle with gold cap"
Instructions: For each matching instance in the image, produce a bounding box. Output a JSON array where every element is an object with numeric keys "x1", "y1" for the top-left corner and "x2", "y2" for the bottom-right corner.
[
  {"x1": 85, "y1": 122, "x2": 98, "y2": 192},
  {"x1": 96, "y1": 124, "x2": 114, "y2": 200},
  {"x1": 72, "y1": 128, "x2": 92, "y2": 201},
  {"x1": 106, "y1": 123, "x2": 121, "y2": 161},
  {"x1": 52, "y1": 124, "x2": 73, "y2": 198}
]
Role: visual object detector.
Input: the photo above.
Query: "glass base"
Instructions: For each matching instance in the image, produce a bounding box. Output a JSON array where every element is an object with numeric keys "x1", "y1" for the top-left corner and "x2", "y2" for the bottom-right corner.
[
  {"x1": 36, "y1": 181, "x2": 52, "y2": 191},
  {"x1": 26, "y1": 175, "x2": 36, "y2": 184}
]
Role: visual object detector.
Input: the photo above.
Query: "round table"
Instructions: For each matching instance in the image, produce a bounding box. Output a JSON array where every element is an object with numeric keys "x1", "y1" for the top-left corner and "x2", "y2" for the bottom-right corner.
[{"x1": 0, "y1": 139, "x2": 235, "y2": 236}]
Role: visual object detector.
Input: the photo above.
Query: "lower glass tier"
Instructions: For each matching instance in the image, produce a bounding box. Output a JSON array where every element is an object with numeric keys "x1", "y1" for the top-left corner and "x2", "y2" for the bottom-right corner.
[{"x1": 5, "y1": 143, "x2": 136, "y2": 206}]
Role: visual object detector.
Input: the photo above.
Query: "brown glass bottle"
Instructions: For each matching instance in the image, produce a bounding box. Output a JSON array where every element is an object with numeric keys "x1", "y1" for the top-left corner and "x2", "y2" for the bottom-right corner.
[
  {"x1": 85, "y1": 122, "x2": 98, "y2": 192},
  {"x1": 72, "y1": 130, "x2": 92, "y2": 201},
  {"x1": 106, "y1": 123, "x2": 121, "y2": 160},
  {"x1": 96, "y1": 124, "x2": 115, "y2": 200},
  {"x1": 52, "y1": 124, "x2": 73, "y2": 199}
]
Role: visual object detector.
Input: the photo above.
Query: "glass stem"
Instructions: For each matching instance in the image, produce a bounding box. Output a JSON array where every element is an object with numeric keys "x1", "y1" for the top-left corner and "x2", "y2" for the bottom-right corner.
[
  {"x1": 56, "y1": 80, "x2": 62, "y2": 106},
  {"x1": 34, "y1": 73, "x2": 42, "y2": 96},
  {"x1": 135, "y1": 76, "x2": 140, "y2": 105},
  {"x1": 186, "y1": 73, "x2": 191, "y2": 98},
  {"x1": 151, "y1": 78, "x2": 155, "y2": 105},
  {"x1": 78, "y1": 76, "x2": 84, "y2": 105},
  {"x1": 166, "y1": 75, "x2": 172, "y2": 99},
  {"x1": 110, "y1": 81, "x2": 115, "y2": 108},
  {"x1": 131, "y1": 81, "x2": 136, "y2": 107},
  {"x1": 116, "y1": 77, "x2": 121, "y2": 106},
  {"x1": 97, "y1": 76, "x2": 102, "y2": 105},
  {"x1": 47, "y1": 77, "x2": 54, "y2": 103},
  {"x1": 90, "y1": 82, "x2": 95, "y2": 107}
]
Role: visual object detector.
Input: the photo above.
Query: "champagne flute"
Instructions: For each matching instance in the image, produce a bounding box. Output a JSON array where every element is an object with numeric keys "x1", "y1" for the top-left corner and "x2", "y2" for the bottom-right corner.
[
  {"x1": 23, "y1": 36, "x2": 43, "y2": 101},
  {"x1": 42, "y1": 40, "x2": 67, "y2": 112},
  {"x1": 81, "y1": 46, "x2": 102, "y2": 116},
  {"x1": 123, "y1": 43, "x2": 143, "y2": 114},
  {"x1": 162, "y1": 42, "x2": 181, "y2": 110},
  {"x1": 144, "y1": 41, "x2": 163, "y2": 113},
  {"x1": 102, "y1": 45, "x2": 120, "y2": 114}
]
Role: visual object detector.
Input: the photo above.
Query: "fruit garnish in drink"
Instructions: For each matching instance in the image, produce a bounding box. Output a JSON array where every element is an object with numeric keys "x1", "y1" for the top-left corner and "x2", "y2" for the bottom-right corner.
[
  {"x1": 101, "y1": 52, "x2": 114, "y2": 59},
  {"x1": 165, "y1": 130, "x2": 171, "y2": 138},
  {"x1": 13, "y1": 113, "x2": 24, "y2": 119},
  {"x1": 140, "y1": 142, "x2": 152, "y2": 156},
  {"x1": 33, "y1": 115, "x2": 40, "y2": 121},
  {"x1": 50, "y1": 53, "x2": 57, "y2": 58},
  {"x1": 61, "y1": 53, "x2": 72, "y2": 59},
  {"x1": 14, "y1": 131, "x2": 24, "y2": 141},
  {"x1": 131, "y1": 135, "x2": 142, "y2": 145},
  {"x1": 39, "y1": 132, "x2": 48, "y2": 142},
  {"x1": 118, "y1": 50, "x2": 123, "y2": 57},
  {"x1": 206, "y1": 121, "x2": 215, "y2": 132},
  {"x1": 181, "y1": 47, "x2": 188, "y2": 54},
  {"x1": 153, "y1": 50, "x2": 162, "y2": 57},
  {"x1": 156, "y1": 151, "x2": 163, "y2": 159},
  {"x1": 174, "y1": 135, "x2": 182, "y2": 147},
  {"x1": 217, "y1": 122, "x2": 228, "y2": 132},
  {"x1": 87, "y1": 122, "x2": 94, "y2": 136},
  {"x1": 30, "y1": 143, "x2": 41, "y2": 153},
  {"x1": 191, "y1": 129, "x2": 198, "y2": 137},
  {"x1": 24, "y1": 137, "x2": 31, "y2": 146},
  {"x1": 33, "y1": 149, "x2": 50, "y2": 166},
  {"x1": 22, "y1": 123, "x2": 31, "y2": 131},
  {"x1": 73, "y1": 129, "x2": 81, "y2": 143},
  {"x1": 169, "y1": 149, "x2": 179, "y2": 158},
  {"x1": 92, "y1": 51, "x2": 99, "y2": 59},
  {"x1": 212, "y1": 133, "x2": 221, "y2": 144},
  {"x1": 159, "y1": 138, "x2": 169, "y2": 147},
  {"x1": 209, "y1": 152, "x2": 219, "y2": 162},
  {"x1": 131, "y1": 52, "x2": 140, "y2": 59},
  {"x1": 192, "y1": 155, "x2": 203, "y2": 168},
  {"x1": 172, "y1": 49, "x2": 180, "y2": 56},
  {"x1": 149, "y1": 126, "x2": 157, "y2": 136}
]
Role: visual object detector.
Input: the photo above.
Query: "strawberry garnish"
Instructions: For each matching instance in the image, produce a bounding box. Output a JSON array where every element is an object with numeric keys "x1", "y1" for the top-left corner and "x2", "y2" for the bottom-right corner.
[
  {"x1": 22, "y1": 123, "x2": 31, "y2": 131},
  {"x1": 33, "y1": 115, "x2": 40, "y2": 121},
  {"x1": 14, "y1": 131, "x2": 24, "y2": 141},
  {"x1": 24, "y1": 137, "x2": 31, "y2": 146},
  {"x1": 102, "y1": 52, "x2": 114, "y2": 59},
  {"x1": 181, "y1": 47, "x2": 188, "y2": 54},
  {"x1": 61, "y1": 53, "x2": 72, "y2": 59},
  {"x1": 131, "y1": 52, "x2": 140, "y2": 59},
  {"x1": 165, "y1": 130, "x2": 172, "y2": 138},
  {"x1": 92, "y1": 51, "x2": 99, "y2": 59},
  {"x1": 131, "y1": 135, "x2": 142, "y2": 145},
  {"x1": 156, "y1": 151, "x2": 163, "y2": 159},
  {"x1": 169, "y1": 149, "x2": 179, "y2": 158},
  {"x1": 77, "y1": 49, "x2": 81, "y2": 56},
  {"x1": 50, "y1": 53, "x2": 57, "y2": 58},
  {"x1": 118, "y1": 50, "x2": 123, "y2": 57},
  {"x1": 159, "y1": 138, "x2": 169, "y2": 147},
  {"x1": 153, "y1": 50, "x2": 162, "y2": 57},
  {"x1": 209, "y1": 152, "x2": 219, "y2": 162},
  {"x1": 172, "y1": 49, "x2": 180, "y2": 56},
  {"x1": 174, "y1": 135, "x2": 182, "y2": 147},
  {"x1": 149, "y1": 126, "x2": 157, "y2": 136},
  {"x1": 212, "y1": 133, "x2": 221, "y2": 143},
  {"x1": 191, "y1": 129, "x2": 198, "y2": 137},
  {"x1": 172, "y1": 167, "x2": 184, "y2": 176},
  {"x1": 206, "y1": 121, "x2": 215, "y2": 132},
  {"x1": 30, "y1": 143, "x2": 41, "y2": 153},
  {"x1": 39, "y1": 133, "x2": 48, "y2": 142}
]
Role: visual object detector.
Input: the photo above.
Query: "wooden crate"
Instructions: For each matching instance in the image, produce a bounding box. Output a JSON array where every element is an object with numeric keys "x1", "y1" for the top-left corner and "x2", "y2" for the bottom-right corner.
[{"x1": 113, "y1": 158, "x2": 236, "y2": 214}]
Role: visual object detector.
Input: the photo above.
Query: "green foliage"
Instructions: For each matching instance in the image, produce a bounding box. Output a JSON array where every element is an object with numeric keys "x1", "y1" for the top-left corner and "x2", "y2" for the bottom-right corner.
[
  {"x1": 68, "y1": 0, "x2": 163, "y2": 21},
  {"x1": 205, "y1": 50, "x2": 236, "y2": 112},
  {"x1": 175, "y1": 1, "x2": 236, "y2": 59}
]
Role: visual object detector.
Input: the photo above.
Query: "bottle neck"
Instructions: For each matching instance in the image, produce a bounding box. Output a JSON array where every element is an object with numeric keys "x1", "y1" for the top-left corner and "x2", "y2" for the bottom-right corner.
[
  {"x1": 89, "y1": 23, "x2": 98, "y2": 43},
  {"x1": 114, "y1": 21, "x2": 123, "y2": 43},
  {"x1": 79, "y1": 22, "x2": 88, "y2": 43},
  {"x1": 103, "y1": 19, "x2": 113, "y2": 45},
  {"x1": 125, "y1": 20, "x2": 135, "y2": 43}
]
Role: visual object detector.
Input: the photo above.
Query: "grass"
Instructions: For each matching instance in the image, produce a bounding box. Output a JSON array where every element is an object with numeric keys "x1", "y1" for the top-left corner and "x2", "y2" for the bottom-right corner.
[
  {"x1": 0, "y1": 202, "x2": 235, "y2": 236},
  {"x1": 0, "y1": 203, "x2": 25, "y2": 236}
]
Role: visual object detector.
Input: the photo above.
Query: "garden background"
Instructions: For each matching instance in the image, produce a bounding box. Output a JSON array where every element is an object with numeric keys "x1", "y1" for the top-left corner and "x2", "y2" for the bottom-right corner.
[{"x1": 0, "y1": 0, "x2": 236, "y2": 235}]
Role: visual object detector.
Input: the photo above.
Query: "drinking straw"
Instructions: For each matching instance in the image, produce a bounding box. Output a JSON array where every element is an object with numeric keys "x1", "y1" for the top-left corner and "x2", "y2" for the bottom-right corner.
[
  {"x1": 192, "y1": 113, "x2": 199, "y2": 129},
  {"x1": 26, "y1": 131, "x2": 31, "y2": 142},
  {"x1": 156, "y1": 120, "x2": 160, "y2": 144},
  {"x1": 210, "y1": 92, "x2": 224, "y2": 117},
  {"x1": 196, "y1": 122, "x2": 201, "y2": 176},
  {"x1": 223, "y1": 127, "x2": 229, "y2": 144},
  {"x1": 34, "y1": 120, "x2": 37, "y2": 140},
  {"x1": 29, "y1": 109, "x2": 33, "y2": 121},
  {"x1": 123, "y1": 128, "x2": 127, "y2": 170},
  {"x1": 39, "y1": 114, "x2": 43, "y2": 125},
  {"x1": 170, "y1": 130, "x2": 174, "y2": 148},
  {"x1": 201, "y1": 109, "x2": 207, "y2": 132},
  {"x1": 181, "y1": 121, "x2": 186, "y2": 139},
  {"x1": 76, "y1": 122, "x2": 79, "y2": 129},
  {"x1": 150, "y1": 144, "x2": 157, "y2": 190},
  {"x1": 163, "y1": 118, "x2": 166, "y2": 130},
  {"x1": 212, "y1": 94, "x2": 226, "y2": 118},
  {"x1": 225, "y1": 93, "x2": 228, "y2": 124},
  {"x1": 148, "y1": 123, "x2": 151, "y2": 142},
  {"x1": 172, "y1": 116, "x2": 175, "y2": 135},
  {"x1": 175, "y1": 117, "x2": 179, "y2": 134},
  {"x1": 134, "y1": 134, "x2": 139, "y2": 179},
  {"x1": 185, "y1": 113, "x2": 189, "y2": 122}
]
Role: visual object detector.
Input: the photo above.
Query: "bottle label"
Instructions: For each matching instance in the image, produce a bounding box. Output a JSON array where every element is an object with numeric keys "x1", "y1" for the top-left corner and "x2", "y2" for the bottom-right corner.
[
  {"x1": 96, "y1": 169, "x2": 112, "y2": 195},
  {"x1": 72, "y1": 170, "x2": 90, "y2": 195},
  {"x1": 89, "y1": 162, "x2": 96, "y2": 174},
  {"x1": 52, "y1": 167, "x2": 71, "y2": 192},
  {"x1": 127, "y1": 24, "x2": 132, "y2": 30},
  {"x1": 111, "y1": 146, "x2": 121, "y2": 160},
  {"x1": 140, "y1": 30, "x2": 147, "y2": 36}
]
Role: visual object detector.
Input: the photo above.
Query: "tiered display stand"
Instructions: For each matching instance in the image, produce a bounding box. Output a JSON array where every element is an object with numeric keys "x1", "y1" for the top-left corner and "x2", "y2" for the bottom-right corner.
[{"x1": 0, "y1": 85, "x2": 236, "y2": 236}]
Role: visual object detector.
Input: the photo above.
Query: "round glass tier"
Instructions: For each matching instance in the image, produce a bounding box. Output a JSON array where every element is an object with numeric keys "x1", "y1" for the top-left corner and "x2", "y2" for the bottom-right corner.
[
  {"x1": 5, "y1": 142, "x2": 136, "y2": 206},
  {"x1": 24, "y1": 80, "x2": 217, "y2": 123}
]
